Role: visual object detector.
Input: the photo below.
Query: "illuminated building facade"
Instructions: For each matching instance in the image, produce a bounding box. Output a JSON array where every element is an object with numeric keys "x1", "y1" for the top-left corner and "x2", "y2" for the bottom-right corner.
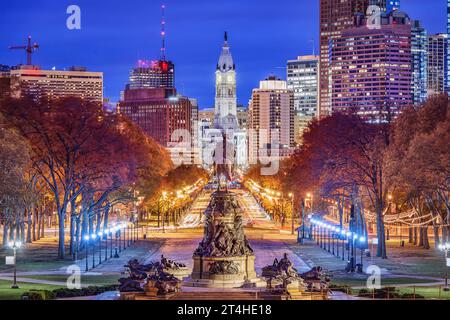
[
  {"x1": 118, "y1": 87, "x2": 192, "y2": 148},
  {"x1": 411, "y1": 20, "x2": 428, "y2": 105},
  {"x1": 215, "y1": 32, "x2": 237, "y2": 129},
  {"x1": 9, "y1": 65, "x2": 103, "y2": 103},
  {"x1": 287, "y1": 55, "x2": 319, "y2": 118},
  {"x1": 199, "y1": 33, "x2": 247, "y2": 170},
  {"x1": 427, "y1": 34, "x2": 448, "y2": 95},
  {"x1": 319, "y1": 0, "x2": 369, "y2": 117},
  {"x1": 330, "y1": 20, "x2": 412, "y2": 121},
  {"x1": 248, "y1": 77, "x2": 295, "y2": 164},
  {"x1": 129, "y1": 59, "x2": 175, "y2": 89},
  {"x1": 448, "y1": 0, "x2": 450, "y2": 93}
]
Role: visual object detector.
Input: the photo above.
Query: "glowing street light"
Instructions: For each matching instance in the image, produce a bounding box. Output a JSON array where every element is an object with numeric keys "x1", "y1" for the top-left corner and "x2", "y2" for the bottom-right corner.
[
  {"x1": 7, "y1": 241, "x2": 22, "y2": 289},
  {"x1": 439, "y1": 242, "x2": 450, "y2": 291}
]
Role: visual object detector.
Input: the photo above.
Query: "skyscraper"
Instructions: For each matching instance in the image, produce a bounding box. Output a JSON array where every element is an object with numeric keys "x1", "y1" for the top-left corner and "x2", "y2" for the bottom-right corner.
[
  {"x1": 215, "y1": 32, "x2": 237, "y2": 130},
  {"x1": 411, "y1": 20, "x2": 428, "y2": 105},
  {"x1": 330, "y1": 13, "x2": 412, "y2": 122},
  {"x1": 447, "y1": 0, "x2": 450, "y2": 93},
  {"x1": 118, "y1": 87, "x2": 192, "y2": 148},
  {"x1": 128, "y1": 59, "x2": 175, "y2": 89},
  {"x1": 287, "y1": 55, "x2": 319, "y2": 118},
  {"x1": 369, "y1": 0, "x2": 399, "y2": 12},
  {"x1": 427, "y1": 34, "x2": 448, "y2": 95},
  {"x1": 319, "y1": 0, "x2": 369, "y2": 117},
  {"x1": 248, "y1": 76, "x2": 294, "y2": 164}
]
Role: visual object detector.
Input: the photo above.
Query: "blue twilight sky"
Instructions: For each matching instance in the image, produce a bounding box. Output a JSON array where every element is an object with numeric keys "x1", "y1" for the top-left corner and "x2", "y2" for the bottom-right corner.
[{"x1": 0, "y1": 0, "x2": 446, "y2": 108}]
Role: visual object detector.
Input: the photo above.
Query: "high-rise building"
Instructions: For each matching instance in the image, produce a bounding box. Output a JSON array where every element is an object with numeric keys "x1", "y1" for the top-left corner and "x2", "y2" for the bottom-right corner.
[
  {"x1": 215, "y1": 32, "x2": 237, "y2": 129},
  {"x1": 319, "y1": 0, "x2": 369, "y2": 117},
  {"x1": 118, "y1": 88, "x2": 192, "y2": 148},
  {"x1": 427, "y1": 34, "x2": 448, "y2": 96},
  {"x1": 248, "y1": 76, "x2": 294, "y2": 164},
  {"x1": 330, "y1": 13, "x2": 412, "y2": 122},
  {"x1": 411, "y1": 20, "x2": 428, "y2": 105},
  {"x1": 287, "y1": 55, "x2": 319, "y2": 118},
  {"x1": 128, "y1": 59, "x2": 175, "y2": 89},
  {"x1": 9, "y1": 65, "x2": 103, "y2": 103},
  {"x1": 236, "y1": 105, "x2": 248, "y2": 129},
  {"x1": 0, "y1": 65, "x2": 11, "y2": 100},
  {"x1": 369, "y1": 0, "x2": 399, "y2": 12},
  {"x1": 448, "y1": 0, "x2": 450, "y2": 93}
]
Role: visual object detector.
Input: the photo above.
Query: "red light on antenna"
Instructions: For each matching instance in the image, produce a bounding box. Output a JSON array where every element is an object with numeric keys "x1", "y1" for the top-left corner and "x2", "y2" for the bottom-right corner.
[{"x1": 160, "y1": 61, "x2": 169, "y2": 73}]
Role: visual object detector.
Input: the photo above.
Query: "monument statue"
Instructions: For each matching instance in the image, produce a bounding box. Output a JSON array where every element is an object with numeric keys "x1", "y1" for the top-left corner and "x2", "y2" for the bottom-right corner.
[
  {"x1": 186, "y1": 136, "x2": 262, "y2": 288},
  {"x1": 212, "y1": 132, "x2": 235, "y2": 190},
  {"x1": 119, "y1": 257, "x2": 187, "y2": 296}
]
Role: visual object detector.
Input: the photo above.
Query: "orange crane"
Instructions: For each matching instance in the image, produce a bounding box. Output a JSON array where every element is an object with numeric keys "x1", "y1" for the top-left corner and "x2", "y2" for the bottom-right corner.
[{"x1": 9, "y1": 36, "x2": 39, "y2": 66}]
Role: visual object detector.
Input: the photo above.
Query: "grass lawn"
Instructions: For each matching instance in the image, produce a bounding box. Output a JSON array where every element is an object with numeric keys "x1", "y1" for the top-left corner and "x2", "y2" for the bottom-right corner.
[
  {"x1": 0, "y1": 280, "x2": 62, "y2": 300},
  {"x1": 332, "y1": 276, "x2": 440, "y2": 288},
  {"x1": 25, "y1": 274, "x2": 121, "y2": 286},
  {"x1": 398, "y1": 287, "x2": 450, "y2": 300},
  {"x1": 0, "y1": 238, "x2": 80, "y2": 272}
]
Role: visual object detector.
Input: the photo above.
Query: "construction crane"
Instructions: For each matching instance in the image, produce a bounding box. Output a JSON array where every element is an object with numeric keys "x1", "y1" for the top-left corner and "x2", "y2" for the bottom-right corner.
[{"x1": 9, "y1": 36, "x2": 39, "y2": 66}]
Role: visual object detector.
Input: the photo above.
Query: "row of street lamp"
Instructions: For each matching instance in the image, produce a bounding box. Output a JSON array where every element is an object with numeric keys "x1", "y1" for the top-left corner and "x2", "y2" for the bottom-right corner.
[
  {"x1": 310, "y1": 217, "x2": 366, "y2": 273},
  {"x1": 83, "y1": 221, "x2": 139, "y2": 272}
]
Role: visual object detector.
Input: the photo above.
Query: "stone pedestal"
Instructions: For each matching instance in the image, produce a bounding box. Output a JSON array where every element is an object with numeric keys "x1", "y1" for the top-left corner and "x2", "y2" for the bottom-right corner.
[
  {"x1": 185, "y1": 254, "x2": 263, "y2": 288},
  {"x1": 163, "y1": 267, "x2": 190, "y2": 280}
]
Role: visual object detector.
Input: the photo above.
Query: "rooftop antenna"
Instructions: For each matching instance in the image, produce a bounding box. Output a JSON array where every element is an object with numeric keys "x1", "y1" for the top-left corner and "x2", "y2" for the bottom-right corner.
[
  {"x1": 309, "y1": 38, "x2": 316, "y2": 56},
  {"x1": 9, "y1": 36, "x2": 39, "y2": 66},
  {"x1": 160, "y1": 4, "x2": 166, "y2": 61}
]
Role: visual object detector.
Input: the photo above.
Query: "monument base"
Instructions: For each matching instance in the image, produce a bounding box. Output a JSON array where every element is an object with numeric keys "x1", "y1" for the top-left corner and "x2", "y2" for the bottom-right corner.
[{"x1": 184, "y1": 255, "x2": 264, "y2": 288}]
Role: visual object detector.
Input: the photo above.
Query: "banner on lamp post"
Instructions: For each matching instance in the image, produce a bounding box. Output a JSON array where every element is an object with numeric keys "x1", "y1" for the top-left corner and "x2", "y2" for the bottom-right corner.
[{"x1": 5, "y1": 256, "x2": 15, "y2": 265}]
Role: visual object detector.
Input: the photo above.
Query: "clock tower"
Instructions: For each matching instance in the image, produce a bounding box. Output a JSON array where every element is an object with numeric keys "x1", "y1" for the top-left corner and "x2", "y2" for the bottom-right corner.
[{"x1": 215, "y1": 32, "x2": 237, "y2": 130}]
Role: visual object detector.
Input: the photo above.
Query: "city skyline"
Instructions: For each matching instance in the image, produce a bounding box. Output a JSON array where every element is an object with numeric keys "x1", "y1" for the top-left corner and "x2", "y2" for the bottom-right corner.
[{"x1": 0, "y1": 0, "x2": 446, "y2": 108}]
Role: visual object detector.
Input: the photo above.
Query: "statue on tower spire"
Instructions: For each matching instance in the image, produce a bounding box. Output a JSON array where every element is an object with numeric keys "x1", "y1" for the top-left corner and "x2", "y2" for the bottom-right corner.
[{"x1": 224, "y1": 31, "x2": 228, "y2": 43}]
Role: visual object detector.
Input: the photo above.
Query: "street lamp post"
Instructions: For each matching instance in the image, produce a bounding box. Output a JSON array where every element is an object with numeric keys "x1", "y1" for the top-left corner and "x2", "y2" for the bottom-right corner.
[
  {"x1": 289, "y1": 193, "x2": 295, "y2": 236},
  {"x1": 98, "y1": 232, "x2": 103, "y2": 265},
  {"x1": 91, "y1": 234, "x2": 97, "y2": 269},
  {"x1": 439, "y1": 242, "x2": 450, "y2": 291},
  {"x1": 301, "y1": 199, "x2": 306, "y2": 241},
  {"x1": 83, "y1": 236, "x2": 89, "y2": 272},
  {"x1": 359, "y1": 236, "x2": 366, "y2": 273},
  {"x1": 109, "y1": 229, "x2": 113, "y2": 259},
  {"x1": 8, "y1": 241, "x2": 22, "y2": 289}
]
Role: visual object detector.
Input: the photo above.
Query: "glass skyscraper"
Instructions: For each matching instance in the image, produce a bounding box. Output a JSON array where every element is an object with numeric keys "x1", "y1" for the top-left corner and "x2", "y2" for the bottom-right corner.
[
  {"x1": 287, "y1": 55, "x2": 319, "y2": 118},
  {"x1": 427, "y1": 34, "x2": 448, "y2": 95},
  {"x1": 411, "y1": 20, "x2": 428, "y2": 105},
  {"x1": 447, "y1": 0, "x2": 450, "y2": 93}
]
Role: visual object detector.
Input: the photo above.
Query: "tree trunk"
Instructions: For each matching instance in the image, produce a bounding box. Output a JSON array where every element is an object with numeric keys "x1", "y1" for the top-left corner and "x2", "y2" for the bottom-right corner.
[
  {"x1": 419, "y1": 226, "x2": 424, "y2": 247},
  {"x1": 409, "y1": 226, "x2": 413, "y2": 244},
  {"x1": 2, "y1": 221, "x2": 8, "y2": 248},
  {"x1": 103, "y1": 203, "x2": 110, "y2": 238},
  {"x1": 40, "y1": 211, "x2": 45, "y2": 238},
  {"x1": 443, "y1": 226, "x2": 448, "y2": 245},
  {"x1": 69, "y1": 199, "x2": 76, "y2": 256},
  {"x1": 74, "y1": 216, "x2": 81, "y2": 260},
  {"x1": 57, "y1": 206, "x2": 67, "y2": 260},
  {"x1": 433, "y1": 226, "x2": 440, "y2": 248},
  {"x1": 69, "y1": 214, "x2": 75, "y2": 257},
  {"x1": 376, "y1": 204, "x2": 387, "y2": 259},
  {"x1": 413, "y1": 227, "x2": 418, "y2": 245},
  {"x1": 422, "y1": 227, "x2": 430, "y2": 249},
  {"x1": 32, "y1": 207, "x2": 37, "y2": 242},
  {"x1": 26, "y1": 207, "x2": 32, "y2": 243}
]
